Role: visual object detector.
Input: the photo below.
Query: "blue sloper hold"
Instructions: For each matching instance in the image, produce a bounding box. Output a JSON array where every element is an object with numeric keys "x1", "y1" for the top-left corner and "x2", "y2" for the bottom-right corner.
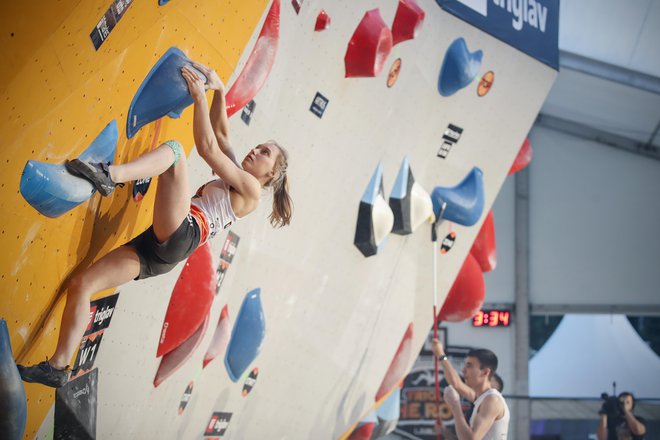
[
  {"x1": 359, "y1": 409, "x2": 378, "y2": 425},
  {"x1": 432, "y1": 166, "x2": 484, "y2": 226},
  {"x1": 19, "y1": 120, "x2": 118, "y2": 218},
  {"x1": 126, "y1": 47, "x2": 207, "y2": 138},
  {"x1": 376, "y1": 386, "x2": 401, "y2": 421},
  {"x1": 225, "y1": 288, "x2": 266, "y2": 382},
  {"x1": 438, "y1": 37, "x2": 483, "y2": 97},
  {"x1": 0, "y1": 320, "x2": 27, "y2": 440}
]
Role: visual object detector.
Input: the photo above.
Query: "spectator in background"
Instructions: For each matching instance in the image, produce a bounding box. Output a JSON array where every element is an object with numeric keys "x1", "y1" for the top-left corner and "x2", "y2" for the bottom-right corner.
[
  {"x1": 596, "y1": 391, "x2": 646, "y2": 440},
  {"x1": 432, "y1": 339, "x2": 509, "y2": 440}
]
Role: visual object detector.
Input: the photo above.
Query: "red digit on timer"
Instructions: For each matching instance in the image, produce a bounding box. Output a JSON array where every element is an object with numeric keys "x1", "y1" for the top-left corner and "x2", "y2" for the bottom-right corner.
[{"x1": 488, "y1": 310, "x2": 499, "y2": 327}]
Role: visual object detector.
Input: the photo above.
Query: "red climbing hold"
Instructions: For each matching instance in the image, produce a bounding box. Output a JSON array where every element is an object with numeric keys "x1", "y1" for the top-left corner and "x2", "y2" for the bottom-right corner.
[
  {"x1": 391, "y1": 0, "x2": 425, "y2": 45},
  {"x1": 438, "y1": 253, "x2": 485, "y2": 322},
  {"x1": 347, "y1": 422, "x2": 375, "y2": 440},
  {"x1": 470, "y1": 209, "x2": 497, "y2": 272},
  {"x1": 508, "y1": 138, "x2": 533, "y2": 175},
  {"x1": 225, "y1": 0, "x2": 280, "y2": 117},
  {"x1": 202, "y1": 305, "x2": 231, "y2": 368},
  {"x1": 375, "y1": 322, "x2": 414, "y2": 401},
  {"x1": 154, "y1": 314, "x2": 210, "y2": 387},
  {"x1": 315, "y1": 10, "x2": 330, "y2": 31},
  {"x1": 344, "y1": 9, "x2": 393, "y2": 78},
  {"x1": 157, "y1": 242, "x2": 217, "y2": 358}
]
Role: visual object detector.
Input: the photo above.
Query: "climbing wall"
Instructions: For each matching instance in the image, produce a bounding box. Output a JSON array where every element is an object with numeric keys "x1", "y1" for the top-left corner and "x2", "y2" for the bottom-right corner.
[{"x1": 0, "y1": 0, "x2": 558, "y2": 439}]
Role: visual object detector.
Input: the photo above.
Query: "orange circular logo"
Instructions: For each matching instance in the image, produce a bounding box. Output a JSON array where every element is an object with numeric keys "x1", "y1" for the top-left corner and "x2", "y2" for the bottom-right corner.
[
  {"x1": 477, "y1": 71, "x2": 494, "y2": 97},
  {"x1": 387, "y1": 58, "x2": 402, "y2": 88}
]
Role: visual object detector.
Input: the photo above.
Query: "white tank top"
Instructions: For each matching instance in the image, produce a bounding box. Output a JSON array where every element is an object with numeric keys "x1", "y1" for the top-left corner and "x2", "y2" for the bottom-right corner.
[
  {"x1": 190, "y1": 179, "x2": 238, "y2": 239},
  {"x1": 469, "y1": 388, "x2": 510, "y2": 440}
]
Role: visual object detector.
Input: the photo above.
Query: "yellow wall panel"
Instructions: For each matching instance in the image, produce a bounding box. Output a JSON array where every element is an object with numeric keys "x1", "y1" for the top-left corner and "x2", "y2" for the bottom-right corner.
[{"x1": 0, "y1": 1, "x2": 269, "y2": 437}]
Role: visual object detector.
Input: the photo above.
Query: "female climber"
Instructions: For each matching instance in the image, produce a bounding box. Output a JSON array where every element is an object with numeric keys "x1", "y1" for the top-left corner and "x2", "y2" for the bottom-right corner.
[{"x1": 18, "y1": 62, "x2": 292, "y2": 387}]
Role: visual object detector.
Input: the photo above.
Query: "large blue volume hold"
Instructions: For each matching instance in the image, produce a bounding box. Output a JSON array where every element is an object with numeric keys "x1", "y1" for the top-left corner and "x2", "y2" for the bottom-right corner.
[
  {"x1": 225, "y1": 288, "x2": 266, "y2": 382},
  {"x1": 0, "y1": 320, "x2": 27, "y2": 440},
  {"x1": 126, "y1": 47, "x2": 207, "y2": 138},
  {"x1": 432, "y1": 166, "x2": 485, "y2": 226},
  {"x1": 19, "y1": 120, "x2": 118, "y2": 218}
]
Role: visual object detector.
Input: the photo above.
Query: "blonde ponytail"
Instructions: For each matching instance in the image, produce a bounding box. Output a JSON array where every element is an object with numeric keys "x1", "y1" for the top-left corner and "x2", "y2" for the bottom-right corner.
[{"x1": 266, "y1": 141, "x2": 293, "y2": 227}]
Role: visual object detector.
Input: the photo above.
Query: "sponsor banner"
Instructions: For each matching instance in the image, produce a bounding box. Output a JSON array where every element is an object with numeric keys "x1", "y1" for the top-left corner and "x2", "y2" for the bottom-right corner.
[
  {"x1": 220, "y1": 231, "x2": 240, "y2": 264},
  {"x1": 242, "y1": 367, "x2": 259, "y2": 397},
  {"x1": 179, "y1": 381, "x2": 195, "y2": 415},
  {"x1": 85, "y1": 293, "x2": 119, "y2": 336},
  {"x1": 90, "y1": 0, "x2": 134, "y2": 50},
  {"x1": 241, "y1": 100, "x2": 256, "y2": 126},
  {"x1": 72, "y1": 333, "x2": 104, "y2": 378},
  {"x1": 436, "y1": 0, "x2": 559, "y2": 69},
  {"x1": 310, "y1": 92, "x2": 329, "y2": 118},
  {"x1": 70, "y1": 292, "x2": 120, "y2": 380},
  {"x1": 395, "y1": 328, "x2": 476, "y2": 440},
  {"x1": 441, "y1": 232, "x2": 457, "y2": 254},
  {"x1": 133, "y1": 177, "x2": 152, "y2": 202},
  {"x1": 204, "y1": 412, "x2": 232, "y2": 437},
  {"x1": 217, "y1": 231, "x2": 240, "y2": 294},
  {"x1": 437, "y1": 123, "x2": 463, "y2": 159}
]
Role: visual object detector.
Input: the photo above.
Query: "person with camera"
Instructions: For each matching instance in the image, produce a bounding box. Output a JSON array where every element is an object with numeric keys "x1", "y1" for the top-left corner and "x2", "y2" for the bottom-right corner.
[{"x1": 596, "y1": 392, "x2": 647, "y2": 440}]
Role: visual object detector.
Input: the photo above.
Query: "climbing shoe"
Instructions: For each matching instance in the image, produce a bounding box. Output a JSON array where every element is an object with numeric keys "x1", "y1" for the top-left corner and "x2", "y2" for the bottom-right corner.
[
  {"x1": 65, "y1": 159, "x2": 122, "y2": 196},
  {"x1": 17, "y1": 359, "x2": 70, "y2": 388}
]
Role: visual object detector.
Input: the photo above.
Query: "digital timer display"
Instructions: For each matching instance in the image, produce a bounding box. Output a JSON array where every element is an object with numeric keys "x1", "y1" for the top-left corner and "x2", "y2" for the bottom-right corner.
[{"x1": 472, "y1": 310, "x2": 511, "y2": 327}]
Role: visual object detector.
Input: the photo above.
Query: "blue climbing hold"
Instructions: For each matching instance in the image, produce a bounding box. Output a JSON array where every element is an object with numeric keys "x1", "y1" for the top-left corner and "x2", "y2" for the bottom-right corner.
[
  {"x1": 432, "y1": 166, "x2": 485, "y2": 226},
  {"x1": 438, "y1": 37, "x2": 483, "y2": 97},
  {"x1": 376, "y1": 386, "x2": 400, "y2": 421},
  {"x1": 225, "y1": 288, "x2": 266, "y2": 382},
  {"x1": 359, "y1": 409, "x2": 378, "y2": 424},
  {"x1": 361, "y1": 162, "x2": 385, "y2": 205},
  {"x1": 126, "y1": 47, "x2": 207, "y2": 138},
  {"x1": 19, "y1": 120, "x2": 118, "y2": 218},
  {"x1": 390, "y1": 156, "x2": 411, "y2": 201},
  {"x1": 0, "y1": 320, "x2": 27, "y2": 440}
]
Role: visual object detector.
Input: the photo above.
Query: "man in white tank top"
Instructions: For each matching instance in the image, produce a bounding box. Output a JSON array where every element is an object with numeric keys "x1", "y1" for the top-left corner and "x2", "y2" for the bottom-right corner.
[{"x1": 433, "y1": 339, "x2": 510, "y2": 439}]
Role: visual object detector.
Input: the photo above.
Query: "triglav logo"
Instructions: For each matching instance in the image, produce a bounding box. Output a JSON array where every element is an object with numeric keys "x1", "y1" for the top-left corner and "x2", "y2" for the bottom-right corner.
[
  {"x1": 492, "y1": 0, "x2": 548, "y2": 32},
  {"x1": 85, "y1": 293, "x2": 119, "y2": 336},
  {"x1": 456, "y1": 0, "x2": 549, "y2": 32},
  {"x1": 93, "y1": 305, "x2": 114, "y2": 327}
]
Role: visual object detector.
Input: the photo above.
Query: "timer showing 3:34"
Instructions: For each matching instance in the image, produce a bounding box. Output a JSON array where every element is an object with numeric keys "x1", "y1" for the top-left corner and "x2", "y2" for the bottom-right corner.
[{"x1": 472, "y1": 309, "x2": 511, "y2": 327}]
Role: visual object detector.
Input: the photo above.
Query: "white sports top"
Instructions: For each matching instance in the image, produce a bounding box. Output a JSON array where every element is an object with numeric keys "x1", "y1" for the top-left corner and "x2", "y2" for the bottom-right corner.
[
  {"x1": 190, "y1": 179, "x2": 238, "y2": 241},
  {"x1": 469, "y1": 388, "x2": 510, "y2": 440}
]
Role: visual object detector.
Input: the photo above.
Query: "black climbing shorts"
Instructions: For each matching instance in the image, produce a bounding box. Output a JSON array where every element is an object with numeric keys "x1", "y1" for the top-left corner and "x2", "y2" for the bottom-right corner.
[{"x1": 125, "y1": 213, "x2": 201, "y2": 280}]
